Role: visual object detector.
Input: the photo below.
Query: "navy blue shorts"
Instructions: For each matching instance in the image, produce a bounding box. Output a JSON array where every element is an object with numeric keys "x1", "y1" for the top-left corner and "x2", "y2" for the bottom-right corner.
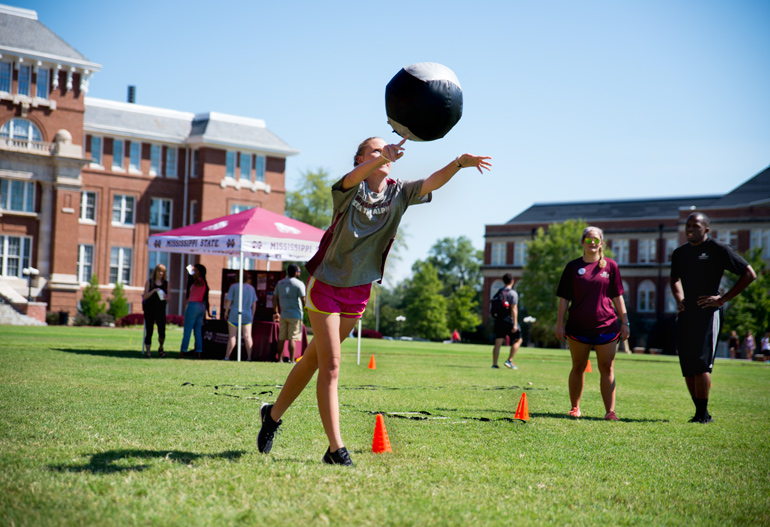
[{"x1": 567, "y1": 332, "x2": 620, "y2": 345}]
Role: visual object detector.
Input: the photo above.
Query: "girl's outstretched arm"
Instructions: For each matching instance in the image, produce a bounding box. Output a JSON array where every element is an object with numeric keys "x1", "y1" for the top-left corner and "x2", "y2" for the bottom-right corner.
[{"x1": 420, "y1": 154, "x2": 491, "y2": 197}]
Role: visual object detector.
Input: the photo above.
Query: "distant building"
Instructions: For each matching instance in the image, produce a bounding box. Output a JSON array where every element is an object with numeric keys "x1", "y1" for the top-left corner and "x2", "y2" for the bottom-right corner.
[
  {"x1": 0, "y1": 4, "x2": 298, "y2": 317},
  {"x1": 483, "y1": 167, "x2": 770, "y2": 350}
]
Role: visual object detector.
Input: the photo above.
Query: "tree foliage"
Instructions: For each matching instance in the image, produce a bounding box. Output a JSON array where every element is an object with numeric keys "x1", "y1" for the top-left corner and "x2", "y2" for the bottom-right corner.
[
  {"x1": 108, "y1": 282, "x2": 129, "y2": 320},
  {"x1": 518, "y1": 219, "x2": 588, "y2": 346},
  {"x1": 79, "y1": 274, "x2": 106, "y2": 323},
  {"x1": 425, "y1": 236, "x2": 483, "y2": 293},
  {"x1": 447, "y1": 284, "x2": 481, "y2": 333},
  {"x1": 285, "y1": 168, "x2": 334, "y2": 229},
  {"x1": 403, "y1": 262, "x2": 448, "y2": 341},
  {"x1": 723, "y1": 248, "x2": 770, "y2": 340}
]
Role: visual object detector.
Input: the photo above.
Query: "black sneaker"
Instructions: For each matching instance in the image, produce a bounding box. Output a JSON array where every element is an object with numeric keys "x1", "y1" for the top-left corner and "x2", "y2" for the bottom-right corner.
[
  {"x1": 322, "y1": 446, "x2": 354, "y2": 467},
  {"x1": 257, "y1": 403, "x2": 282, "y2": 453}
]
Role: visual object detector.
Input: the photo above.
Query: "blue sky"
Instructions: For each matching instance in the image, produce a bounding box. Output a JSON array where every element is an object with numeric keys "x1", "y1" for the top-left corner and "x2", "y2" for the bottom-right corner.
[{"x1": 20, "y1": 0, "x2": 770, "y2": 285}]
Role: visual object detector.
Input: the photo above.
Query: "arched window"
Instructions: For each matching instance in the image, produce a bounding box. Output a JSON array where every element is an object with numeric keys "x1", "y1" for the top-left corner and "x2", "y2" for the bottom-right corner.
[
  {"x1": 0, "y1": 119, "x2": 42, "y2": 142},
  {"x1": 637, "y1": 280, "x2": 656, "y2": 313},
  {"x1": 664, "y1": 284, "x2": 677, "y2": 313},
  {"x1": 622, "y1": 280, "x2": 630, "y2": 306}
]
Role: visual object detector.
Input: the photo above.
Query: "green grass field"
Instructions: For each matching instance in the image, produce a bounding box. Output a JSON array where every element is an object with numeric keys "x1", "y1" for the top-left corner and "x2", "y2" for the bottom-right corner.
[{"x1": 1, "y1": 325, "x2": 768, "y2": 526}]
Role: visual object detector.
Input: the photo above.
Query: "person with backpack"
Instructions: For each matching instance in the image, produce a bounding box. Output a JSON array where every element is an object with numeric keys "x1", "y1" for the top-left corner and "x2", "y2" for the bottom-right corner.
[{"x1": 490, "y1": 273, "x2": 522, "y2": 369}]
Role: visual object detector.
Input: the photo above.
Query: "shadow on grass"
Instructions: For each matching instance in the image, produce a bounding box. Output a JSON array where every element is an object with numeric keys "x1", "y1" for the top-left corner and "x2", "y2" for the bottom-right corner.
[
  {"x1": 49, "y1": 449, "x2": 245, "y2": 474},
  {"x1": 529, "y1": 411, "x2": 669, "y2": 423},
  {"x1": 53, "y1": 348, "x2": 201, "y2": 360}
]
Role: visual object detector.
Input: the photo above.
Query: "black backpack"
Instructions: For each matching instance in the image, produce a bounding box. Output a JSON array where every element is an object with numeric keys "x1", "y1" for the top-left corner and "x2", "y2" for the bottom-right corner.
[{"x1": 490, "y1": 287, "x2": 511, "y2": 319}]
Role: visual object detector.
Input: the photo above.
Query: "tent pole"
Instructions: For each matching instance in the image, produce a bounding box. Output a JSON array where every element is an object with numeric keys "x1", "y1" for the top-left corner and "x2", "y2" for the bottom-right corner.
[
  {"x1": 237, "y1": 251, "x2": 244, "y2": 362},
  {"x1": 357, "y1": 319, "x2": 362, "y2": 365}
]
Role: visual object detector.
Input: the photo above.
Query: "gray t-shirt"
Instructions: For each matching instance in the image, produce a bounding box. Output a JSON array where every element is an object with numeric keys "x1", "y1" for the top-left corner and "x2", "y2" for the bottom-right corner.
[
  {"x1": 274, "y1": 276, "x2": 306, "y2": 320},
  {"x1": 225, "y1": 282, "x2": 257, "y2": 324},
  {"x1": 306, "y1": 177, "x2": 430, "y2": 287}
]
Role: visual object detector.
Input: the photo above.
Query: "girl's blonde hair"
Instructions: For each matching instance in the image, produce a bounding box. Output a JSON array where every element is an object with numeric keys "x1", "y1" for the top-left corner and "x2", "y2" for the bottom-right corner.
[
  {"x1": 353, "y1": 137, "x2": 381, "y2": 167},
  {"x1": 581, "y1": 226, "x2": 607, "y2": 268},
  {"x1": 151, "y1": 263, "x2": 167, "y2": 282}
]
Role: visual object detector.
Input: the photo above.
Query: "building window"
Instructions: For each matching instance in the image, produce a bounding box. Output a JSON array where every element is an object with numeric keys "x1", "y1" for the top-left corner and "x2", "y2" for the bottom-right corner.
[
  {"x1": 612, "y1": 239, "x2": 629, "y2": 265},
  {"x1": 189, "y1": 200, "x2": 198, "y2": 225},
  {"x1": 112, "y1": 139, "x2": 124, "y2": 170},
  {"x1": 637, "y1": 280, "x2": 656, "y2": 313},
  {"x1": 621, "y1": 280, "x2": 630, "y2": 307},
  {"x1": 490, "y1": 242, "x2": 506, "y2": 266},
  {"x1": 191, "y1": 150, "x2": 199, "y2": 178},
  {"x1": 35, "y1": 68, "x2": 49, "y2": 98},
  {"x1": 228, "y1": 255, "x2": 255, "y2": 270},
  {"x1": 18, "y1": 65, "x2": 31, "y2": 96},
  {"x1": 0, "y1": 61, "x2": 11, "y2": 92},
  {"x1": 110, "y1": 247, "x2": 132, "y2": 285},
  {"x1": 80, "y1": 191, "x2": 96, "y2": 222},
  {"x1": 240, "y1": 153, "x2": 251, "y2": 181},
  {"x1": 255, "y1": 155, "x2": 266, "y2": 183},
  {"x1": 750, "y1": 229, "x2": 770, "y2": 258},
  {"x1": 112, "y1": 195, "x2": 135, "y2": 226},
  {"x1": 230, "y1": 204, "x2": 253, "y2": 215},
  {"x1": 665, "y1": 237, "x2": 677, "y2": 263},
  {"x1": 513, "y1": 241, "x2": 528, "y2": 266},
  {"x1": 129, "y1": 141, "x2": 141, "y2": 172},
  {"x1": 77, "y1": 244, "x2": 94, "y2": 283},
  {"x1": 165, "y1": 147, "x2": 177, "y2": 177},
  {"x1": 90, "y1": 136, "x2": 103, "y2": 166},
  {"x1": 0, "y1": 235, "x2": 32, "y2": 278},
  {"x1": 150, "y1": 144, "x2": 161, "y2": 176},
  {"x1": 0, "y1": 179, "x2": 35, "y2": 213},
  {"x1": 148, "y1": 251, "x2": 170, "y2": 279},
  {"x1": 717, "y1": 229, "x2": 737, "y2": 248},
  {"x1": 664, "y1": 285, "x2": 677, "y2": 314},
  {"x1": 1, "y1": 118, "x2": 43, "y2": 142},
  {"x1": 226, "y1": 151, "x2": 236, "y2": 180},
  {"x1": 150, "y1": 198, "x2": 172, "y2": 230},
  {"x1": 638, "y1": 239, "x2": 657, "y2": 264}
]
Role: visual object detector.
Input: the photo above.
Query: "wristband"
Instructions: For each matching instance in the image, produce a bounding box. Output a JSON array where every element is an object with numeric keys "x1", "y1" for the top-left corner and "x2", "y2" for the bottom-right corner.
[
  {"x1": 455, "y1": 156, "x2": 463, "y2": 168},
  {"x1": 381, "y1": 151, "x2": 394, "y2": 163}
]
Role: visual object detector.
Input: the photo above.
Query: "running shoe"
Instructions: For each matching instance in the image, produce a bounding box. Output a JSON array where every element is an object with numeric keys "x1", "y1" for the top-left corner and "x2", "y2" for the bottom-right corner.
[
  {"x1": 604, "y1": 411, "x2": 619, "y2": 421},
  {"x1": 491, "y1": 365, "x2": 500, "y2": 369},
  {"x1": 504, "y1": 360, "x2": 518, "y2": 370},
  {"x1": 257, "y1": 403, "x2": 282, "y2": 453},
  {"x1": 322, "y1": 446, "x2": 354, "y2": 467},
  {"x1": 569, "y1": 407, "x2": 582, "y2": 418}
]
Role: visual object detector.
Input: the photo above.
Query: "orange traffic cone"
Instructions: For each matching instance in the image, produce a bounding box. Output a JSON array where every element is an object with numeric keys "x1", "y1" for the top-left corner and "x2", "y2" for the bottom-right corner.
[
  {"x1": 368, "y1": 355, "x2": 376, "y2": 370},
  {"x1": 515, "y1": 392, "x2": 529, "y2": 421},
  {"x1": 372, "y1": 414, "x2": 392, "y2": 453},
  {"x1": 585, "y1": 359, "x2": 593, "y2": 373}
]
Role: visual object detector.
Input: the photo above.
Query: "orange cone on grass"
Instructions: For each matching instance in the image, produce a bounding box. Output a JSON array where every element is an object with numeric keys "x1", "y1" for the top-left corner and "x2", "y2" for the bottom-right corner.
[
  {"x1": 368, "y1": 355, "x2": 376, "y2": 369},
  {"x1": 515, "y1": 392, "x2": 529, "y2": 421},
  {"x1": 372, "y1": 414, "x2": 392, "y2": 453},
  {"x1": 586, "y1": 359, "x2": 592, "y2": 373}
]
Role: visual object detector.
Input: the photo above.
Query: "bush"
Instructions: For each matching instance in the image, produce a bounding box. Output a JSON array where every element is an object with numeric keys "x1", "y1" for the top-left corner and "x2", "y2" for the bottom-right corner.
[
  {"x1": 108, "y1": 282, "x2": 129, "y2": 320},
  {"x1": 166, "y1": 314, "x2": 184, "y2": 327},
  {"x1": 92, "y1": 313, "x2": 114, "y2": 327},
  {"x1": 354, "y1": 328, "x2": 382, "y2": 339},
  {"x1": 118, "y1": 313, "x2": 144, "y2": 327},
  {"x1": 45, "y1": 312, "x2": 60, "y2": 325},
  {"x1": 79, "y1": 275, "x2": 106, "y2": 323},
  {"x1": 72, "y1": 314, "x2": 90, "y2": 326}
]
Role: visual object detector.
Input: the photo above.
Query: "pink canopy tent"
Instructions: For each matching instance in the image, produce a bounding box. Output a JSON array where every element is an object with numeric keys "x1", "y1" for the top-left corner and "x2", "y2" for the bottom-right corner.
[{"x1": 148, "y1": 207, "x2": 324, "y2": 361}]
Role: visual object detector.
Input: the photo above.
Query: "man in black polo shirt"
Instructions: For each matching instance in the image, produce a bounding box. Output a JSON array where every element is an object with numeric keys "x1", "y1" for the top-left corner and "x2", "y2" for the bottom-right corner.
[{"x1": 670, "y1": 212, "x2": 756, "y2": 423}]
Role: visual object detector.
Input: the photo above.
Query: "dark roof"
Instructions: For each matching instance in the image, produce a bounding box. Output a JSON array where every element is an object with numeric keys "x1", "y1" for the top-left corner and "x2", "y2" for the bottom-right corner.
[
  {"x1": 707, "y1": 165, "x2": 770, "y2": 208},
  {"x1": 0, "y1": 5, "x2": 99, "y2": 68},
  {"x1": 506, "y1": 196, "x2": 719, "y2": 225}
]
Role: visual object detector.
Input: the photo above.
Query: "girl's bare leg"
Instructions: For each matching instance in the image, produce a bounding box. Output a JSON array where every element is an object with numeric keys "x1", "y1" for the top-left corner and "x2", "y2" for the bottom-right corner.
[{"x1": 568, "y1": 339, "x2": 592, "y2": 409}]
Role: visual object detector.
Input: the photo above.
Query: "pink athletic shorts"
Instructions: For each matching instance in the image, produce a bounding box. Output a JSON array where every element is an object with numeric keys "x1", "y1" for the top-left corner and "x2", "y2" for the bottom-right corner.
[{"x1": 305, "y1": 277, "x2": 371, "y2": 318}]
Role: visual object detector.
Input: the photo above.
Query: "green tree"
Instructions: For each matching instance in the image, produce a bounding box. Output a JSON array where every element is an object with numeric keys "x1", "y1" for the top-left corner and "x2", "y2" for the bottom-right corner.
[
  {"x1": 285, "y1": 168, "x2": 333, "y2": 229},
  {"x1": 425, "y1": 236, "x2": 483, "y2": 293},
  {"x1": 723, "y1": 248, "x2": 770, "y2": 340},
  {"x1": 447, "y1": 284, "x2": 481, "y2": 333},
  {"x1": 108, "y1": 282, "x2": 129, "y2": 320},
  {"x1": 518, "y1": 219, "x2": 588, "y2": 347},
  {"x1": 79, "y1": 274, "x2": 106, "y2": 323},
  {"x1": 403, "y1": 262, "x2": 448, "y2": 341}
]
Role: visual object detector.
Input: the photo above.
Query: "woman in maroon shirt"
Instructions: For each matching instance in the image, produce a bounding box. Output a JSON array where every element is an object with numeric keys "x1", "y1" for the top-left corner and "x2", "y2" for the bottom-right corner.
[{"x1": 555, "y1": 226, "x2": 630, "y2": 420}]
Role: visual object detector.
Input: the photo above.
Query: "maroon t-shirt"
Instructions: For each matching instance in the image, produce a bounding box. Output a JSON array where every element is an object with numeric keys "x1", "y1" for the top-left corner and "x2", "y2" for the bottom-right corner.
[{"x1": 556, "y1": 257, "x2": 624, "y2": 337}]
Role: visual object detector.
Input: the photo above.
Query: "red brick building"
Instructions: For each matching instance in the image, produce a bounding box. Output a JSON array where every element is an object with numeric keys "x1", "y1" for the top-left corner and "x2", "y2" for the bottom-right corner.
[
  {"x1": 0, "y1": 5, "x2": 298, "y2": 318},
  {"x1": 483, "y1": 167, "x2": 770, "y2": 349}
]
